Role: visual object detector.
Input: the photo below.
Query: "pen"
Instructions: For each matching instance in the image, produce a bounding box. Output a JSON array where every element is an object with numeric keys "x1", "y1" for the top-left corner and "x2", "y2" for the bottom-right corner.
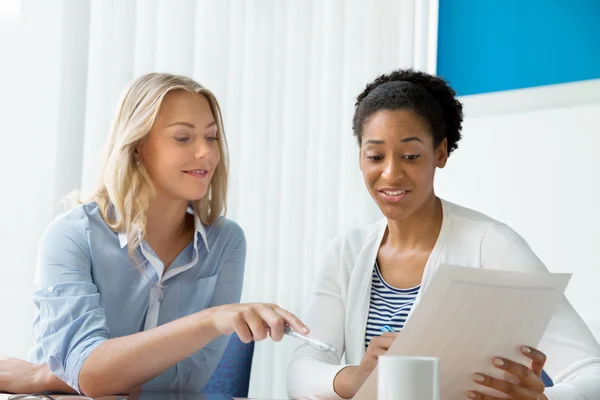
[{"x1": 284, "y1": 325, "x2": 337, "y2": 353}]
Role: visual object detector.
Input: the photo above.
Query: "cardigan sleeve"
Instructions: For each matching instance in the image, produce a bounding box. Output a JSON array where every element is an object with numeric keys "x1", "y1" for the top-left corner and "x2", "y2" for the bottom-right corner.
[
  {"x1": 286, "y1": 235, "x2": 351, "y2": 400},
  {"x1": 481, "y1": 222, "x2": 600, "y2": 400}
]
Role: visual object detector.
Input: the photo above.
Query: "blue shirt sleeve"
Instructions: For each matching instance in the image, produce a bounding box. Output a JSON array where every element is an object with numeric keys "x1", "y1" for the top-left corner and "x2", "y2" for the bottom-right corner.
[
  {"x1": 142, "y1": 221, "x2": 247, "y2": 392},
  {"x1": 31, "y1": 212, "x2": 110, "y2": 393}
]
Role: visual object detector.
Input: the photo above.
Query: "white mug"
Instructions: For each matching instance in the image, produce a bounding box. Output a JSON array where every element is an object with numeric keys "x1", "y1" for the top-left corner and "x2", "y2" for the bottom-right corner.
[{"x1": 378, "y1": 356, "x2": 440, "y2": 400}]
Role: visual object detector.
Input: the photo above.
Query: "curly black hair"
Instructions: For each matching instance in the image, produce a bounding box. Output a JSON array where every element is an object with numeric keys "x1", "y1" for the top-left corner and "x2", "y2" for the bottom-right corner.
[{"x1": 352, "y1": 69, "x2": 463, "y2": 155}]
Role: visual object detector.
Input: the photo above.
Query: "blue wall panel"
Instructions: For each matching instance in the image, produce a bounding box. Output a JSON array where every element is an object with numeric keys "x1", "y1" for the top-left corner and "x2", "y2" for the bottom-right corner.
[{"x1": 437, "y1": 0, "x2": 600, "y2": 96}]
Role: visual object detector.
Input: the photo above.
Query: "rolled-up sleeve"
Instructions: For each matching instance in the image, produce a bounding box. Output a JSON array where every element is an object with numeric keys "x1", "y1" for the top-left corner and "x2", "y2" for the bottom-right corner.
[
  {"x1": 31, "y1": 214, "x2": 110, "y2": 393},
  {"x1": 143, "y1": 221, "x2": 246, "y2": 392}
]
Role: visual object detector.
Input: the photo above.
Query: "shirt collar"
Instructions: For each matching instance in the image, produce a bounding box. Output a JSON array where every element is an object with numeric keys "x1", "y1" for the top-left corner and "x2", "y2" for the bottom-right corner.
[{"x1": 117, "y1": 206, "x2": 209, "y2": 252}]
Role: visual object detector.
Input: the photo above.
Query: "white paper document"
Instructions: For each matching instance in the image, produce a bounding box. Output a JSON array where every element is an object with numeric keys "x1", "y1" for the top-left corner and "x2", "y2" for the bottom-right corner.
[{"x1": 353, "y1": 265, "x2": 571, "y2": 400}]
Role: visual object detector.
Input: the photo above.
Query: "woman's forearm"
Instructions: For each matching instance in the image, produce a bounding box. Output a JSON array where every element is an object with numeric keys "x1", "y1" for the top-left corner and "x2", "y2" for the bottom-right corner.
[
  {"x1": 333, "y1": 365, "x2": 361, "y2": 399},
  {"x1": 79, "y1": 308, "x2": 219, "y2": 397},
  {"x1": 34, "y1": 364, "x2": 76, "y2": 394}
]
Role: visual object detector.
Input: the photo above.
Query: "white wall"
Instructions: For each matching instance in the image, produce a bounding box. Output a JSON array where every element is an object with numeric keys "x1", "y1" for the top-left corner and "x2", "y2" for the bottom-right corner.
[
  {"x1": 0, "y1": 3, "x2": 57, "y2": 358},
  {"x1": 0, "y1": 0, "x2": 88, "y2": 358},
  {"x1": 436, "y1": 79, "x2": 600, "y2": 341}
]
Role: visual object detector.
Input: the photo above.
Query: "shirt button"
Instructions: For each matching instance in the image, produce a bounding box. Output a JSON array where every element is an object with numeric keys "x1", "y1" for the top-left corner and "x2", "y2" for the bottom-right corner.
[{"x1": 47, "y1": 286, "x2": 54, "y2": 293}]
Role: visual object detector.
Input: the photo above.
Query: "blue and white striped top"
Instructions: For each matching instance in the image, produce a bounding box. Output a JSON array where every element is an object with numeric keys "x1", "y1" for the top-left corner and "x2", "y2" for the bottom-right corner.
[{"x1": 365, "y1": 261, "x2": 421, "y2": 347}]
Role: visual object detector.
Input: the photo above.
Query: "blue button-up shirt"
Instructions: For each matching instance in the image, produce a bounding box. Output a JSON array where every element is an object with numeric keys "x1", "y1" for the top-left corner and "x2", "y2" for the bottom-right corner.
[{"x1": 27, "y1": 202, "x2": 246, "y2": 393}]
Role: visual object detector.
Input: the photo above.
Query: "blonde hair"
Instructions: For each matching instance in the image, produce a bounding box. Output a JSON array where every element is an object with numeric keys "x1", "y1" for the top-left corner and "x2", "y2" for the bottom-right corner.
[{"x1": 92, "y1": 72, "x2": 228, "y2": 260}]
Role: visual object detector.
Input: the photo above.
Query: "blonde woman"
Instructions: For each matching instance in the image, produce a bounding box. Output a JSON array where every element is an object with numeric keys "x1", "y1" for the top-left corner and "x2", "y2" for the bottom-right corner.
[{"x1": 0, "y1": 73, "x2": 309, "y2": 397}]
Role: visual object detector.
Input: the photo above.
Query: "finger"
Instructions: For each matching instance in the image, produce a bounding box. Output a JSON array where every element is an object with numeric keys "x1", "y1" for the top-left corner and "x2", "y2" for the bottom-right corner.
[
  {"x1": 373, "y1": 346, "x2": 388, "y2": 358},
  {"x1": 521, "y1": 346, "x2": 547, "y2": 376},
  {"x1": 272, "y1": 305, "x2": 309, "y2": 334},
  {"x1": 468, "y1": 387, "x2": 541, "y2": 400},
  {"x1": 467, "y1": 389, "x2": 537, "y2": 400},
  {"x1": 258, "y1": 306, "x2": 286, "y2": 342},
  {"x1": 471, "y1": 373, "x2": 531, "y2": 398},
  {"x1": 244, "y1": 308, "x2": 268, "y2": 341},
  {"x1": 472, "y1": 373, "x2": 515, "y2": 397},
  {"x1": 370, "y1": 335, "x2": 397, "y2": 351},
  {"x1": 492, "y1": 357, "x2": 545, "y2": 391},
  {"x1": 366, "y1": 345, "x2": 388, "y2": 362},
  {"x1": 232, "y1": 313, "x2": 253, "y2": 343},
  {"x1": 467, "y1": 390, "x2": 505, "y2": 400}
]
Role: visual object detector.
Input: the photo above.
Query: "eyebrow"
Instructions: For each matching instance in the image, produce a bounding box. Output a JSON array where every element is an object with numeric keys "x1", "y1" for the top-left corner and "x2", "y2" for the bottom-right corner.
[
  {"x1": 364, "y1": 139, "x2": 385, "y2": 145},
  {"x1": 364, "y1": 137, "x2": 423, "y2": 145},
  {"x1": 166, "y1": 121, "x2": 217, "y2": 129},
  {"x1": 400, "y1": 136, "x2": 423, "y2": 143}
]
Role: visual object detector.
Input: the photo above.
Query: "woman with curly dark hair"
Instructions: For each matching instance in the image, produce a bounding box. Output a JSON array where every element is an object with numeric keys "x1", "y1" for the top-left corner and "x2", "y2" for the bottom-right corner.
[{"x1": 287, "y1": 69, "x2": 600, "y2": 400}]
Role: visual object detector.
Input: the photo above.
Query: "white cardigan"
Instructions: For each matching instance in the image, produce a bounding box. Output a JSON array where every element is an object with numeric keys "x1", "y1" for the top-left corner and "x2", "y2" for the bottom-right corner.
[{"x1": 287, "y1": 199, "x2": 600, "y2": 400}]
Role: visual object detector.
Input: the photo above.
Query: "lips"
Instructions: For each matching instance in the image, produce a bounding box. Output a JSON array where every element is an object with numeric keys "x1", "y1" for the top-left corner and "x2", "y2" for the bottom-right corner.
[
  {"x1": 381, "y1": 189, "x2": 405, "y2": 196},
  {"x1": 377, "y1": 187, "x2": 411, "y2": 203},
  {"x1": 183, "y1": 169, "x2": 209, "y2": 179}
]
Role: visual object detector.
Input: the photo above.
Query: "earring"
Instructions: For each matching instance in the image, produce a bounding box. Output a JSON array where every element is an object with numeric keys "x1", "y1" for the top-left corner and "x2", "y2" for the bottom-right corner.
[{"x1": 136, "y1": 160, "x2": 141, "y2": 166}]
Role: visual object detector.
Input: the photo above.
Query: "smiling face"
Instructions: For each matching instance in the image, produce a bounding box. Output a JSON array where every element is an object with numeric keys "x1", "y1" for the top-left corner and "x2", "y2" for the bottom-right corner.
[
  {"x1": 359, "y1": 109, "x2": 448, "y2": 221},
  {"x1": 138, "y1": 89, "x2": 221, "y2": 202}
]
